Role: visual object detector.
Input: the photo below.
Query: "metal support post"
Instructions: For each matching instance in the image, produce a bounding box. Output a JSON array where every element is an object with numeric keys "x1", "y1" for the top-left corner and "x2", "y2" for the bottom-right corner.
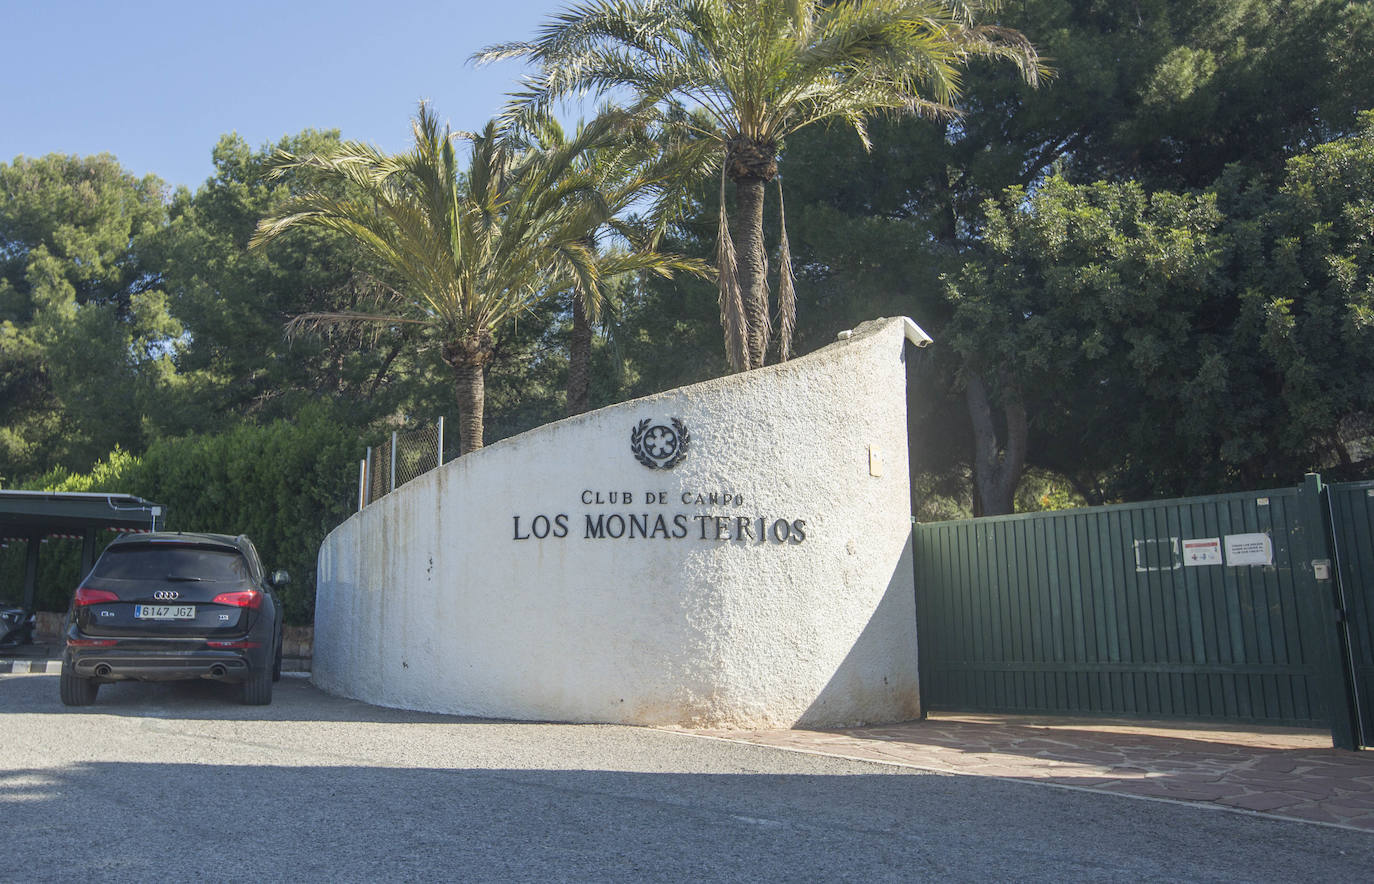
[
  {"x1": 80, "y1": 528, "x2": 97, "y2": 582},
  {"x1": 358, "y1": 459, "x2": 368, "y2": 511},
  {"x1": 23, "y1": 535, "x2": 40, "y2": 610},
  {"x1": 389, "y1": 431, "x2": 398, "y2": 495},
  {"x1": 1298, "y1": 472, "x2": 1360, "y2": 750},
  {"x1": 436, "y1": 416, "x2": 445, "y2": 469}
]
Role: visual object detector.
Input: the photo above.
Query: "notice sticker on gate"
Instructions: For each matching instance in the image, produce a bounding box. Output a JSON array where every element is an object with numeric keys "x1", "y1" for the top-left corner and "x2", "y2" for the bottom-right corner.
[
  {"x1": 1182, "y1": 537, "x2": 1223, "y2": 566},
  {"x1": 1225, "y1": 533, "x2": 1273, "y2": 566}
]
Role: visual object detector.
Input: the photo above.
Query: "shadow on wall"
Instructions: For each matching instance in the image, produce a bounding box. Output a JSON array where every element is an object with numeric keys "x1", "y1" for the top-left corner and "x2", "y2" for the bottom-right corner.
[{"x1": 800, "y1": 535, "x2": 920, "y2": 727}]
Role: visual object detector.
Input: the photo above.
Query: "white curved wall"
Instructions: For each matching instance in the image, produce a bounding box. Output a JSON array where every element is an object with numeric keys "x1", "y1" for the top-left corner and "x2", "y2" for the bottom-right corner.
[{"x1": 314, "y1": 317, "x2": 925, "y2": 727}]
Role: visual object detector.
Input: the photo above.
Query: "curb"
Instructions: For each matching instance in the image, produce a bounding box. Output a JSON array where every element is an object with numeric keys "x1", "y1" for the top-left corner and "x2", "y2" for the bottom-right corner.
[
  {"x1": 0, "y1": 657, "x2": 312, "y2": 675},
  {"x1": 0, "y1": 659, "x2": 61, "y2": 674}
]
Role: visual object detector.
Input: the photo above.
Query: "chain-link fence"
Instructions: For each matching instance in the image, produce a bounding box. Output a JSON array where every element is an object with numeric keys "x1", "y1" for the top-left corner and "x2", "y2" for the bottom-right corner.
[{"x1": 359, "y1": 418, "x2": 444, "y2": 509}]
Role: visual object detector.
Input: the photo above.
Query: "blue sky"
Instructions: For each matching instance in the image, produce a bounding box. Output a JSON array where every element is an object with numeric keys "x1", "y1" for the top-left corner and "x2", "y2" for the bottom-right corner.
[{"x1": 0, "y1": 0, "x2": 577, "y2": 191}]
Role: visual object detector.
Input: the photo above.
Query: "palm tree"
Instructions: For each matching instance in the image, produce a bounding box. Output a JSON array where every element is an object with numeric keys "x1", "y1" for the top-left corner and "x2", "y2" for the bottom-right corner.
[
  {"x1": 511, "y1": 114, "x2": 713, "y2": 414},
  {"x1": 478, "y1": 0, "x2": 1045, "y2": 371},
  {"x1": 250, "y1": 104, "x2": 625, "y2": 454}
]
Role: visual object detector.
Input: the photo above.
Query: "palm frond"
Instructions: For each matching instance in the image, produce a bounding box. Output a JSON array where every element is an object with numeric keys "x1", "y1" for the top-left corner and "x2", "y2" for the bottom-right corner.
[{"x1": 283, "y1": 309, "x2": 426, "y2": 347}]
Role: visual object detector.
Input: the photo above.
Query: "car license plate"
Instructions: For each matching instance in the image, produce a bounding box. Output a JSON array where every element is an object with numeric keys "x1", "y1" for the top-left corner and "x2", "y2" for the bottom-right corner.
[{"x1": 134, "y1": 604, "x2": 196, "y2": 620}]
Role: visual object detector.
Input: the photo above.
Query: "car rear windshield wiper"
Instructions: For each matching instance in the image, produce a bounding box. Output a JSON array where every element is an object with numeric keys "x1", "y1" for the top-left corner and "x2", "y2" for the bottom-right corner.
[{"x1": 165, "y1": 575, "x2": 207, "y2": 581}]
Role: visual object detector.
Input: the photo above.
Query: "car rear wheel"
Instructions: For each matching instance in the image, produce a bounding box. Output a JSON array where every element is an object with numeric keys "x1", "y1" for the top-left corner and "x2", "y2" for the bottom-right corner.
[
  {"x1": 59, "y1": 664, "x2": 99, "y2": 706},
  {"x1": 241, "y1": 666, "x2": 273, "y2": 705}
]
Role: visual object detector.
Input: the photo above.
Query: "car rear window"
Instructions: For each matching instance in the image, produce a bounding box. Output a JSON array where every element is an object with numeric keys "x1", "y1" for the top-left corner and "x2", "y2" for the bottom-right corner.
[{"x1": 93, "y1": 545, "x2": 251, "y2": 582}]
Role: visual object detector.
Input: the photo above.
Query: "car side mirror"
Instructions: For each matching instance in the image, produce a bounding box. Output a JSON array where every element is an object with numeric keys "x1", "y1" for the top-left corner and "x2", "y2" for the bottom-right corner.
[{"x1": 271, "y1": 569, "x2": 291, "y2": 587}]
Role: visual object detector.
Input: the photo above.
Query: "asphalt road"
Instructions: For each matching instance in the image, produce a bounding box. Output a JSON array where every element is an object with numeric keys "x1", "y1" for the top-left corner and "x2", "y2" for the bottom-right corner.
[{"x1": 1, "y1": 673, "x2": 1370, "y2": 882}]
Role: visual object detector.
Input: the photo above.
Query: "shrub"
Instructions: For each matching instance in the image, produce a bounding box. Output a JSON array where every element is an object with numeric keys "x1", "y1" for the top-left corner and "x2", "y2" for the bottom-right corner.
[{"x1": 0, "y1": 405, "x2": 360, "y2": 624}]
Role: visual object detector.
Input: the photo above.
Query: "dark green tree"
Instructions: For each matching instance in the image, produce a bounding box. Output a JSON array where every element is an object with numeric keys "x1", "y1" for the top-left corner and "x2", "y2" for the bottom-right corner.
[
  {"x1": 761, "y1": 0, "x2": 1374, "y2": 512},
  {"x1": 0, "y1": 154, "x2": 175, "y2": 478},
  {"x1": 147, "y1": 131, "x2": 414, "y2": 432},
  {"x1": 946, "y1": 114, "x2": 1374, "y2": 511}
]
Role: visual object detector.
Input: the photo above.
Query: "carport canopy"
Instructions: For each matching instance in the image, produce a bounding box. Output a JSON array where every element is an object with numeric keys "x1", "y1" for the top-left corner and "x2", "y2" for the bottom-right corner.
[{"x1": 0, "y1": 490, "x2": 166, "y2": 609}]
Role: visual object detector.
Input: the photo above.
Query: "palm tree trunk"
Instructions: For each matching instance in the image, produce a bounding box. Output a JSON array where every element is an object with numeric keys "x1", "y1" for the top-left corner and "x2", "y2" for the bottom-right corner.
[
  {"x1": 733, "y1": 175, "x2": 769, "y2": 370},
  {"x1": 443, "y1": 332, "x2": 495, "y2": 455},
  {"x1": 453, "y1": 361, "x2": 485, "y2": 455},
  {"x1": 567, "y1": 291, "x2": 592, "y2": 416}
]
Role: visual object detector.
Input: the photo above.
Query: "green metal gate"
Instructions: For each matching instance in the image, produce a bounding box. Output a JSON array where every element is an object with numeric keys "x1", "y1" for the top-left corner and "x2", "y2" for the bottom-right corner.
[{"x1": 913, "y1": 475, "x2": 1370, "y2": 748}]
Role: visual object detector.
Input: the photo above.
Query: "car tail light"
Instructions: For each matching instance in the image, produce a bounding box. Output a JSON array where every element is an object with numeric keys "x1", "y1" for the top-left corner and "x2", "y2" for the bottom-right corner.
[
  {"x1": 207, "y1": 640, "x2": 261, "y2": 649},
  {"x1": 67, "y1": 638, "x2": 117, "y2": 647},
  {"x1": 211, "y1": 590, "x2": 263, "y2": 609},
  {"x1": 74, "y1": 588, "x2": 119, "y2": 606}
]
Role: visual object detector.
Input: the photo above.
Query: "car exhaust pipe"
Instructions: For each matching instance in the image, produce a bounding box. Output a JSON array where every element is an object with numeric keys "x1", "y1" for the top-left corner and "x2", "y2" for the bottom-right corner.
[
  {"x1": 209, "y1": 664, "x2": 227, "y2": 679},
  {"x1": 94, "y1": 664, "x2": 112, "y2": 678}
]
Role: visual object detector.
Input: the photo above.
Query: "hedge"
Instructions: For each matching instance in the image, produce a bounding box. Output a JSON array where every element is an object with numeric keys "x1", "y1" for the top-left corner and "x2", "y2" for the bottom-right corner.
[{"x1": 0, "y1": 405, "x2": 360, "y2": 625}]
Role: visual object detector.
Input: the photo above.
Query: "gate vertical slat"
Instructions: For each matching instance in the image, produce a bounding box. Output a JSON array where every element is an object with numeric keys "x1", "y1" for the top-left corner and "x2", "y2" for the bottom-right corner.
[
  {"x1": 1264, "y1": 498, "x2": 1292, "y2": 720},
  {"x1": 1197, "y1": 502, "x2": 1217, "y2": 718},
  {"x1": 1061, "y1": 515, "x2": 1076, "y2": 704},
  {"x1": 1142, "y1": 505, "x2": 1161, "y2": 715},
  {"x1": 1230, "y1": 497, "x2": 1259, "y2": 718},
  {"x1": 995, "y1": 522, "x2": 1010, "y2": 709},
  {"x1": 1027, "y1": 516, "x2": 1048, "y2": 708},
  {"x1": 1050, "y1": 516, "x2": 1070, "y2": 708},
  {"x1": 1101, "y1": 510, "x2": 1121, "y2": 706},
  {"x1": 956, "y1": 522, "x2": 972, "y2": 705},
  {"x1": 1166, "y1": 503, "x2": 1188, "y2": 715},
  {"x1": 1166, "y1": 505, "x2": 1185, "y2": 715},
  {"x1": 1024, "y1": 517, "x2": 1041, "y2": 709},
  {"x1": 1251, "y1": 498, "x2": 1278, "y2": 718},
  {"x1": 1257, "y1": 500, "x2": 1280, "y2": 720},
  {"x1": 1014, "y1": 518, "x2": 1032, "y2": 704},
  {"x1": 1129, "y1": 507, "x2": 1151, "y2": 713},
  {"x1": 948, "y1": 523, "x2": 964, "y2": 703},
  {"x1": 996, "y1": 521, "x2": 1014, "y2": 709},
  {"x1": 1278, "y1": 493, "x2": 1309, "y2": 722},
  {"x1": 1040, "y1": 516, "x2": 1057, "y2": 708},
  {"x1": 965, "y1": 522, "x2": 983, "y2": 706}
]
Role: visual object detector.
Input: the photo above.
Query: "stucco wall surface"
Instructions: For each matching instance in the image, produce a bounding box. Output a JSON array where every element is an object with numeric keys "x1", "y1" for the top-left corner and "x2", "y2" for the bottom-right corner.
[{"x1": 314, "y1": 316, "x2": 925, "y2": 727}]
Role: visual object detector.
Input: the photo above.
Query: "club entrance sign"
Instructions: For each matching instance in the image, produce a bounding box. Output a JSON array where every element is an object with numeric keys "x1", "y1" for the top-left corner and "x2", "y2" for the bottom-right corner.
[{"x1": 314, "y1": 317, "x2": 932, "y2": 727}]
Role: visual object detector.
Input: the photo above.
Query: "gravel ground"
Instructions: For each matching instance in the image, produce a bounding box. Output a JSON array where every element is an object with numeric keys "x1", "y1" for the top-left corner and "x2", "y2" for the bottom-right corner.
[{"x1": 2, "y1": 673, "x2": 1370, "y2": 882}]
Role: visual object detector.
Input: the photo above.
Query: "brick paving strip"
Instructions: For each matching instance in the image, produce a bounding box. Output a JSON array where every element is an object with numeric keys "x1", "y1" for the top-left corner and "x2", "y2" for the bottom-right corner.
[{"x1": 682, "y1": 713, "x2": 1374, "y2": 833}]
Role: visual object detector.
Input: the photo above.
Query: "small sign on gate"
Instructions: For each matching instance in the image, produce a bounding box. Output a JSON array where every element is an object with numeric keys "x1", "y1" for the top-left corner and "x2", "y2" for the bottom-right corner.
[
  {"x1": 1225, "y1": 533, "x2": 1274, "y2": 566},
  {"x1": 1181, "y1": 537, "x2": 1223, "y2": 566}
]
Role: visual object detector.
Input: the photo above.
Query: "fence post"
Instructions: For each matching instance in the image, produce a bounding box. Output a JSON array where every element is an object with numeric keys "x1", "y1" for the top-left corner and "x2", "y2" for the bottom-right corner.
[
  {"x1": 364, "y1": 447, "x2": 373, "y2": 506},
  {"x1": 1298, "y1": 472, "x2": 1359, "y2": 750},
  {"x1": 389, "y1": 431, "x2": 398, "y2": 495},
  {"x1": 358, "y1": 459, "x2": 367, "y2": 511},
  {"x1": 436, "y1": 416, "x2": 444, "y2": 469}
]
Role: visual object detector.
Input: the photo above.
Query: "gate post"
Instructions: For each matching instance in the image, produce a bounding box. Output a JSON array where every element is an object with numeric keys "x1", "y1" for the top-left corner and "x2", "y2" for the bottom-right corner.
[{"x1": 1298, "y1": 473, "x2": 1360, "y2": 750}]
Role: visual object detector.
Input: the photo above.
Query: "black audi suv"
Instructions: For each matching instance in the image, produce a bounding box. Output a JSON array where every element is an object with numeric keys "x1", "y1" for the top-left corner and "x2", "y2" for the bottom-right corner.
[{"x1": 61, "y1": 532, "x2": 287, "y2": 706}]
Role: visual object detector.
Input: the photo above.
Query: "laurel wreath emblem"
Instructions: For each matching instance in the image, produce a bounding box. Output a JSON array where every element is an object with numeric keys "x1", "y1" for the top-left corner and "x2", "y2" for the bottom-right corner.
[{"x1": 631, "y1": 418, "x2": 690, "y2": 470}]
